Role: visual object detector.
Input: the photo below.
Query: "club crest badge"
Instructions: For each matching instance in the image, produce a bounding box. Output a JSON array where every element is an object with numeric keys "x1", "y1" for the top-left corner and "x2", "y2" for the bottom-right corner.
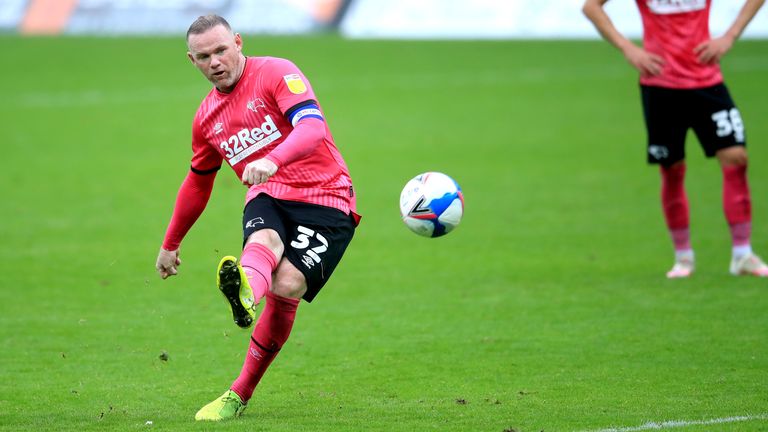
[{"x1": 247, "y1": 98, "x2": 265, "y2": 113}]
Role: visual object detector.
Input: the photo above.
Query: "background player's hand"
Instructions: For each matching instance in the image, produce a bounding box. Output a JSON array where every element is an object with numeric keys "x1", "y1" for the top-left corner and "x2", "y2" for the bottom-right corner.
[
  {"x1": 694, "y1": 36, "x2": 733, "y2": 65},
  {"x1": 241, "y1": 158, "x2": 278, "y2": 185},
  {"x1": 622, "y1": 44, "x2": 665, "y2": 77},
  {"x1": 156, "y1": 248, "x2": 181, "y2": 279}
]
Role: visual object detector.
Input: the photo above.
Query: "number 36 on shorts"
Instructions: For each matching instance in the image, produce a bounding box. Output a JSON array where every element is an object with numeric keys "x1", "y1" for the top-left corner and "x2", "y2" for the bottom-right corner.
[{"x1": 711, "y1": 108, "x2": 745, "y2": 143}]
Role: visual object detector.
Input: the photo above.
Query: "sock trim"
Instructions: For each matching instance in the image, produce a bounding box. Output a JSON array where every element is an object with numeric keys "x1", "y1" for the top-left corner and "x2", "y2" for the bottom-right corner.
[
  {"x1": 244, "y1": 242, "x2": 278, "y2": 269},
  {"x1": 242, "y1": 264, "x2": 271, "y2": 287},
  {"x1": 250, "y1": 335, "x2": 280, "y2": 353}
]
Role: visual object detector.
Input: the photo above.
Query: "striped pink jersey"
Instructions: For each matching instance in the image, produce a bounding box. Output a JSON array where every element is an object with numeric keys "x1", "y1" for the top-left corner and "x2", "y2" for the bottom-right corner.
[
  {"x1": 191, "y1": 56, "x2": 357, "y2": 217},
  {"x1": 636, "y1": 0, "x2": 723, "y2": 89}
]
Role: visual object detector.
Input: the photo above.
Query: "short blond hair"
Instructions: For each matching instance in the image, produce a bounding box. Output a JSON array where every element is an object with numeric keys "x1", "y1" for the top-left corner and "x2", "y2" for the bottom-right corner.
[{"x1": 186, "y1": 14, "x2": 232, "y2": 40}]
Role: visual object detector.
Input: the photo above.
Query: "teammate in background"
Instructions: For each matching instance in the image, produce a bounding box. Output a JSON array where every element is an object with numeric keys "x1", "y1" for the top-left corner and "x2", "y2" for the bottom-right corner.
[
  {"x1": 154, "y1": 15, "x2": 360, "y2": 420},
  {"x1": 582, "y1": 0, "x2": 768, "y2": 278}
]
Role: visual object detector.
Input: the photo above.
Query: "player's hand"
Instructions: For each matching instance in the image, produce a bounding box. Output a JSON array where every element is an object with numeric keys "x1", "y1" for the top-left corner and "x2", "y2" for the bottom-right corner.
[
  {"x1": 156, "y1": 248, "x2": 181, "y2": 279},
  {"x1": 622, "y1": 44, "x2": 665, "y2": 77},
  {"x1": 694, "y1": 36, "x2": 733, "y2": 65},
  {"x1": 241, "y1": 158, "x2": 278, "y2": 186}
]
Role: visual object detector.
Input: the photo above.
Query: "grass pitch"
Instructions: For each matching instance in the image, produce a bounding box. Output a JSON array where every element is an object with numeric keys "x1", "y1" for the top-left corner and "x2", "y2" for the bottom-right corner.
[{"x1": 1, "y1": 35, "x2": 767, "y2": 431}]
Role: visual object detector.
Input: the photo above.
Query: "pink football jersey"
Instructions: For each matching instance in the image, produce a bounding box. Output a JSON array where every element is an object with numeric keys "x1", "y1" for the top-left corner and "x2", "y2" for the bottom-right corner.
[
  {"x1": 636, "y1": 0, "x2": 723, "y2": 89},
  {"x1": 191, "y1": 57, "x2": 357, "y2": 217}
]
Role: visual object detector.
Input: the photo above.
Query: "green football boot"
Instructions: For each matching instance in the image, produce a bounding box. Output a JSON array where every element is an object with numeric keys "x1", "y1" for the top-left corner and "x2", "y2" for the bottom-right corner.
[
  {"x1": 194, "y1": 390, "x2": 247, "y2": 421},
  {"x1": 217, "y1": 256, "x2": 256, "y2": 328}
]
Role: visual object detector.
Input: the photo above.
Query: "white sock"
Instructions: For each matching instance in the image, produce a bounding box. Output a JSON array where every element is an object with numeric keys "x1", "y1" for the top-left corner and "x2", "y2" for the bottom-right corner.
[
  {"x1": 675, "y1": 249, "x2": 694, "y2": 262},
  {"x1": 732, "y1": 244, "x2": 752, "y2": 260}
]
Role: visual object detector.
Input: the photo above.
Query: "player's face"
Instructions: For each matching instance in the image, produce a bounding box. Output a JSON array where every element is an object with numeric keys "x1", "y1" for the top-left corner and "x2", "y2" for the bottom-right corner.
[{"x1": 187, "y1": 25, "x2": 244, "y2": 93}]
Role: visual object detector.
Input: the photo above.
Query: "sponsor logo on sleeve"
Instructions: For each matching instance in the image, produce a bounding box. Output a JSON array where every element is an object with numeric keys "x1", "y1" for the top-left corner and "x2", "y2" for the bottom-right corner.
[
  {"x1": 214, "y1": 122, "x2": 224, "y2": 134},
  {"x1": 283, "y1": 74, "x2": 307, "y2": 94}
]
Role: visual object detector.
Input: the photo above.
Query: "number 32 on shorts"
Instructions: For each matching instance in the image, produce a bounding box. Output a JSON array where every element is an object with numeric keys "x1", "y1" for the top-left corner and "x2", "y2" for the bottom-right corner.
[
  {"x1": 711, "y1": 108, "x2": 745, "y2": 143},
  {"x1": 290, "y1": 226, "x2": 328, "y2": 268}
]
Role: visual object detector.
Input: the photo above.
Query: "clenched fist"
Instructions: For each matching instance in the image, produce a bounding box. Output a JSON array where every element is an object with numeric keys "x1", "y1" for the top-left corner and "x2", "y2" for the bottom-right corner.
[
  {"x1": 241, "y1": 158, "x2": 278, "y2": 185},
  {"x1": 156, "y1": 248, "x2": 181, "y2": 279}
]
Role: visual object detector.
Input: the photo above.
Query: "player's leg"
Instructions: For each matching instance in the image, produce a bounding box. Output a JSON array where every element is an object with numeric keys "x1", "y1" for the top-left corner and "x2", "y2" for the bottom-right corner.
[
  {"x1": 217, "y1": 196, "x2": 286, "y2": 329},
  {"x1": 717, "y1": 146, "x2": 750, "y2": 254},
  {"x1": 227, "y1": 200, "x2": 356, "y2": 409},
  {"x1": 240, "y1": 228, "x2": 283, "y2": 306},
  {"x1": 716, "y1": 145, "x2": 768, "y2": 276},
  {"x1": 692, "y1": 84, "x2": 768, "y2": 276},
  {"x1": 660, "y1": 160, "x2": 694, "y2": 277},
  {"x1": 229, "y1": 260, "x2": 304, "y2": 404},
  {"x1": 641, "y1": 85, "x2": 693, "y2": 277},
  {"x1": 197, "y1": 197, "x2": 289, "y2": 421},
  {"x1": 198, "y1": 261, "x2": 287, "y2": 423}
]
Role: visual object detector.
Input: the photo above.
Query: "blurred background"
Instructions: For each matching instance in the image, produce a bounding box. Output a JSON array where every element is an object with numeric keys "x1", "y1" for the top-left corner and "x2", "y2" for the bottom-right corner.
[{"x1": 2, "y1": 0, "x2": 767, "y2": 39}]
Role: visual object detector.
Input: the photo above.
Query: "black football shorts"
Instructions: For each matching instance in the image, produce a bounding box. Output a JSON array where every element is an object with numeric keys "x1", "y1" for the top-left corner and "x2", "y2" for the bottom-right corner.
[
  {"x1": 242, "y1": 194, "x2": 356, "y2": 302},
  {"x1": 640, "y1": 83, "x2": 746, "y2": 165}
]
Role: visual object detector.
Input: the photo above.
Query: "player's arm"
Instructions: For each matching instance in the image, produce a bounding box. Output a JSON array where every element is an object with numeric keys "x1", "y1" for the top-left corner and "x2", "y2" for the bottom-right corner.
[
  {"x1": 694, "y1": 0, "x2": 765, "y2": 64},
  {"x1": 240, "y1": 111, "x2": 325, "y2": 185},
  {"x1": 156, "y1": 118, "x2": 222, "y2": 279},
  {"x1": 156, "y1": 168, "x2": 218, "y2": 279},
  {"x1": 241, "y1": 62, "x2": 327, "y2": 186},
  {"x1": 582, "y1": 0, "x2": 665, "y2": 76}
]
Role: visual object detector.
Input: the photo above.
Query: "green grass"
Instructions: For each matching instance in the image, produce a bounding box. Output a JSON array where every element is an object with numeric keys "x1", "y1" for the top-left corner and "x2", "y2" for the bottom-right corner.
[{"x1": 1, "y1": 35, "x2": 767, "y2": 431}]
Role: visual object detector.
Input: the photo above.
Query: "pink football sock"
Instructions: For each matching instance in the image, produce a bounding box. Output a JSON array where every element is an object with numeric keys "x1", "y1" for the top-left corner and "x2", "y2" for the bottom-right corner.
[
  {"x1": 722, "y1": 164, "x2": 752, "y2": 247},
  {"x1": 669, "y1": 228, "x2": 692, "y2": 252},
  {"x1": 729, "y1": 223, "x2": 752, "y2": 248},
  {"x1": 230, "y1": 292, "x2": 300, "y2": 402},
  {"x1": 240, "y1": 242, "x2": 278, "y2": 305},
  {"x1": 660, "y1": 164, "x2": 690, "y2": 251}
]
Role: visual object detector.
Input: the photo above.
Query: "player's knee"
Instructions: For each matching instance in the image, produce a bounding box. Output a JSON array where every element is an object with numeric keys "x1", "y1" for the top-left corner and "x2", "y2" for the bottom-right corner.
[
  {"x1": 270, "y1": 277, "x2": 305, "y2": 299},
  {"x1": 270, "y1": 262, "x2": 307, "y2": 299},
  {"x1": 717, "y1": 146, "x2": 748, "y2": 167},
  {"x1": 245, "y1": 229, "x2": 284, "y2": 258}
]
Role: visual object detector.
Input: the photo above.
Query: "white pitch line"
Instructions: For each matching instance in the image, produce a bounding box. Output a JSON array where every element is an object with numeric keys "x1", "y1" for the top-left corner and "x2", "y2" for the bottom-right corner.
[{"x1": 581, "y1": 413, "x2": 768, "y2": 432}]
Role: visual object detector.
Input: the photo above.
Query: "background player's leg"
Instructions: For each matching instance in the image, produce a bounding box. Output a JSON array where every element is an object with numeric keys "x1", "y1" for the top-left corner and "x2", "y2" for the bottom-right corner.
[
  {"x1": 718, "y1": 147, "x2": 751, "y2": 251},
  {"x1": 660, "y1": 161, "x2": 693, "y2": 278},
  {"x1": 717, "y1": 147, "x2": 768, "y2": 276},
  {"x1": 230, "y1": 259, "x2": 304, "y2": 402}
]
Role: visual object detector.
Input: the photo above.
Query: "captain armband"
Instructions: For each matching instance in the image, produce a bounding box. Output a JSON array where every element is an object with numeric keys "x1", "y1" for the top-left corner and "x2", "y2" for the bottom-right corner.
[{"x1": 286, "y1": 100, "x2": 324, "y2": 127}]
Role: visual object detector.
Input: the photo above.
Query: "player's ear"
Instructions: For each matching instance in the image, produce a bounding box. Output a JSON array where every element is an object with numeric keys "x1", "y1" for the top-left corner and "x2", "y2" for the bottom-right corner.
[
  {"x1": 187, "y1": 51, "x2": 195, "y2": 64},
  {"x1": 234, "y1": 33, "x2": 243, "y2": 51}
]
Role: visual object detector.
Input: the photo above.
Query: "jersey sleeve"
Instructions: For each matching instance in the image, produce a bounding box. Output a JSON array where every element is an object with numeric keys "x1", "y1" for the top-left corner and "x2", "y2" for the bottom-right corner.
[
  {"x1": 268, "y1": 58, "x2": 322, "y2": 120},
  {"x1": 264, "y1": 117, "x2": 325, "y2": 168},
  {"x1": 161, "y1": 169, "x2": 216, "y2": 250},
  {"x1": 261, "y1": 58, "x2": 328, "y2": 167},
  {"x1": 190, "y1": 113, "x2": 223, "y2": 174}
]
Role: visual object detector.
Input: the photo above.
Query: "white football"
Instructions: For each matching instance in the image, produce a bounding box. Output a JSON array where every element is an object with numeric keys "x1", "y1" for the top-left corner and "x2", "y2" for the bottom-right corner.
[{"x1": 399, "y1": 172, "x2": 464, "y2": 238}]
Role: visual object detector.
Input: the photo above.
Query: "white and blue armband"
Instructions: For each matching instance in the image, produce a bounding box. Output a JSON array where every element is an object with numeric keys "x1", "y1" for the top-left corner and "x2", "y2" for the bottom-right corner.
[{"x1": 286, "y1": 100, "x2": 324, "y2": 127}]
